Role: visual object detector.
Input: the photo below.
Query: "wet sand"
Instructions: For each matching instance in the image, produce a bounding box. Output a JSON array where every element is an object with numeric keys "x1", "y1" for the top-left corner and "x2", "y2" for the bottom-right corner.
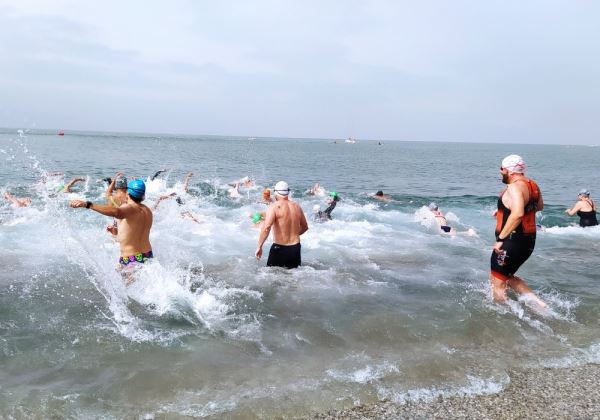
[{"x1": 313, "y1": 364, "x2": 600, "y2": 419}]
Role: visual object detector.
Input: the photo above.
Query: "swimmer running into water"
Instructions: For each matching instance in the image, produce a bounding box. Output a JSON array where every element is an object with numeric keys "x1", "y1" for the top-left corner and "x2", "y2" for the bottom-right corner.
[
  {"x1": 490, "y1": 155, "x2": 547, "y2": 308},
  {"x1": 255, "y1": 181, "x2": 308, "y2": 269},
  {"x1": 70, "y1": 180, "x2": 153, "y2": 285}
]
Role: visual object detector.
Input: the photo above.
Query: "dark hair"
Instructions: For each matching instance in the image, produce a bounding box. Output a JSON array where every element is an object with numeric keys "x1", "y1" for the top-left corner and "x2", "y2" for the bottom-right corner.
[
  {"x1": 376, "y1": 190, "x2": 383, "y2": 196},
  {"x1": 129, "y1": 194, "x2": 143, "y2": 203}
]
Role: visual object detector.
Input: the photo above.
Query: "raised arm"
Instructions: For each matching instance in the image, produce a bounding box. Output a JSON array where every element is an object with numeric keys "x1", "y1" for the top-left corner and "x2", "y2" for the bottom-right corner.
[{"x1": 183, "y1": 172, "x2": 193, "y2": 193}]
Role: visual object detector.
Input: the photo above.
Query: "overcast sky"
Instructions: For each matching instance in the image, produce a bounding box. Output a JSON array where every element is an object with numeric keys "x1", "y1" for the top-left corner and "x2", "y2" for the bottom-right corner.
[{"x1": 1, "y1": 1, "x2": 599, "y2": 144}]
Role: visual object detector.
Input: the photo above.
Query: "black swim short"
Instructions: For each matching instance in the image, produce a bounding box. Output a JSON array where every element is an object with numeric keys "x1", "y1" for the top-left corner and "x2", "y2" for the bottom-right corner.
[
  {"x1": 490, "y1": 235, "x2": 535, "y2": 281},
  {"x1": 267, "y1": 243, "x2": 301, "y2": 269},
  {"x1": 440, "y1": 225, "x2": 451, "y2": 233}
]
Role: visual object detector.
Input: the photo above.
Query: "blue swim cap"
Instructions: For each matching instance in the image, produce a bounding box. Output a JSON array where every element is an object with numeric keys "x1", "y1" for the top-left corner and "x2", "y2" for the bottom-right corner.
[{"x1": 127, "y1": 180, "x2": 145, "y2": 200}]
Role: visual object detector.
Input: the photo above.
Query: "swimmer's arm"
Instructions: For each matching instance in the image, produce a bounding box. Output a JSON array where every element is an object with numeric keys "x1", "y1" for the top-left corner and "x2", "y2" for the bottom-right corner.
[
  {"x1": 4, "y1": 192, "x2": 18, "y2": 206},
  {"x1": 70, "y1": 200, "x2": 133, "y2": 219},
  {"x1": 536, "y1": 190, "x2": 544, "y2": 211},
  {"x1": 105, "y1": 178, "x2": 117, "y2": 204},
  {"x1": 565, "y1": 202, "x2": 581, "y2": 216},
  {"x1": 497, "y1": 185, "x2": 525, "y2": 240},
  {"x1": 299, "y1": 209, "x2": 309, "y2": 235},
  {"x1": 256, "y1": 207, "x2": 275, "y2": 248},
  {"x1": 183, "y1": 172, "x2": 193, "y2": 192}
]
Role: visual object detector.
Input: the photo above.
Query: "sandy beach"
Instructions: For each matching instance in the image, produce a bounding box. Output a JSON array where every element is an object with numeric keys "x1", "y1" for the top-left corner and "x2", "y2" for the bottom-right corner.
[{"x1": 313, "y1": 364, "x2": 600, "y2": 419}]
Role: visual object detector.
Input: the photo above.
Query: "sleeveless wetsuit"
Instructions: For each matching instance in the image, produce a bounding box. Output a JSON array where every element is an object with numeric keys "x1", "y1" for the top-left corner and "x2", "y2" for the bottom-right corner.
[
  {"x1": 577, "y1": 200, "x2": 598, "y2": 227},
  {"x1": 490, "y1": 179, "x2": 539, "y2": 281},
  {"x1": 267, "y1": 243, "x2": 301, "y2": 269}
]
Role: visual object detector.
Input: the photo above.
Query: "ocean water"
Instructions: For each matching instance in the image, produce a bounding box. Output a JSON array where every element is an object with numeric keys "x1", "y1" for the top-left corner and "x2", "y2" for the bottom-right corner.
[{"x1": 1, "y1": 128, "x2": 599, "y2": 418}]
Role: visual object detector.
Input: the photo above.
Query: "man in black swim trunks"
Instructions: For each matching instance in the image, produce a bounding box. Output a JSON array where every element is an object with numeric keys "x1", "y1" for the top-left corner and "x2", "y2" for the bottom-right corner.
[
  {"x1": 255, "y1": 181, "x2": 308, "y2": 269},
  {"x1": 490, "y1": 155, "x2": 547, "y2": 307}
]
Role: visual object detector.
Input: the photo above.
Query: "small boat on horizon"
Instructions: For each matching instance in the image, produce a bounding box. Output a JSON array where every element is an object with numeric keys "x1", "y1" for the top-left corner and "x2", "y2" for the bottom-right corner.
[
  {"x1": 345, "y1": 137, "x2": 357, "y2": 144},
  {"x1": 58, "y1": 130, "x2": 65, "y2": 136}
]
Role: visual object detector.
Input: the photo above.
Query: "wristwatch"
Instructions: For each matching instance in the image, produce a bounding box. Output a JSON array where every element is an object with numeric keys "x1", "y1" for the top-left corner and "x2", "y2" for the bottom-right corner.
[{"x1": 86, "y1": 201, "x2": 93, "y2": 209}]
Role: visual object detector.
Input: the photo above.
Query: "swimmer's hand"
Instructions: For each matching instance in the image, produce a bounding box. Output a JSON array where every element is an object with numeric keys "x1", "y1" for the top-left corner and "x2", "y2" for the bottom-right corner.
[
  {"x1": 255, "y1": 247, "x2": 263, "y2": 260},
  {"x1": 69, "y1": 200, "x2": 86, "y2": 208},
  {"x1": 493, "y1": 241, "x2": 504, "y2": 254},
  {"x1": 106, "y1": 225, "x2": 118, "y2": 236}
]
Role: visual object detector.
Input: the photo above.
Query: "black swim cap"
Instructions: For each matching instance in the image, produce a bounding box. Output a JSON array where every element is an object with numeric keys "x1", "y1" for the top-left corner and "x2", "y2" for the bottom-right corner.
[{"x1": 376, "y1": 190, "x2": 383, "y2": 196}]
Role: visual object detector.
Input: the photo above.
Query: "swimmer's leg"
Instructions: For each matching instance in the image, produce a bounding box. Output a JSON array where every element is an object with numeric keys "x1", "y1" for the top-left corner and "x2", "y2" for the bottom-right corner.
[
  {"x1": 507, "y1": 276, "x2": 548, "y2": 308},
  {"x1": 490, "y1": 274, "x2": 508, "y2": 303}
]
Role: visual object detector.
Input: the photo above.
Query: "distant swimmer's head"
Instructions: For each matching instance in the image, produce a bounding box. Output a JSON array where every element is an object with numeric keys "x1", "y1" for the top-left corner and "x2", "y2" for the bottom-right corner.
[
  {"x1": 262, "y1": 188, "x2": 271, "y2": 201},
  {"x1": 274, "y1": 181, "x2": 290, "y2": 198},
  {"x1": 501, "y1": 154, "x2": 526, "y2": 174},
  {"x1": 428, "y1": 202, "x2": 439, "y2": 211},
  {"x1": 329, "y1": 191, "x2": 339, "y2": 201},
  {"x1": 376, "y1": 190, "x2": 384, "y2": 196},
  {"x1": 127, "y1": 180, "x2": 146, "y2": 202},
  {"x1": 251, "y1": 212, "x2": 264, "y2": 224},
  {"x1": 312, "y1": 204, "x2": 321, "y2": 214},
  {"x1": 102, "y1": 177, "x2": 112, "y2": 185},
  {"x1": 578, "y1": 188, "x2": 591, "y2": 197},
  {"x1": 115, "y1": 176, "x2": 128, "y2": 190}
]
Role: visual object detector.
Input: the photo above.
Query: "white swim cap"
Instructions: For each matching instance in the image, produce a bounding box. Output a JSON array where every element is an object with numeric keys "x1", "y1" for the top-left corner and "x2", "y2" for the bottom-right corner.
[
  {"x1": 274, "y1": 181, "x2": 290, "y2": 196},
  {"x1": 428, "y1": 202, "x2": 438, "y2": 211},
  {"x1": 501, "y1": 154, "x2": 526, "y2": 173},
  {"x1": 579, "y1": 188, "x2": 590, "y2": 196}
]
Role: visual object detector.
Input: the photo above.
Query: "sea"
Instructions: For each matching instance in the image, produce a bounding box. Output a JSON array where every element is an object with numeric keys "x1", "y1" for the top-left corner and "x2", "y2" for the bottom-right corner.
[{"x1": 1, "y1": 128, "x2": 599, "y2": 418}]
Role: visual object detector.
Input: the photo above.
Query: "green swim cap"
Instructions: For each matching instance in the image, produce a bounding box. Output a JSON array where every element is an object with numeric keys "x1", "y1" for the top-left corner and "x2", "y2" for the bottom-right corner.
[
  {"x1": 251, "y1": 212, "x2": 264, "y2": 224},
  {"x1": 329, "y1": 191, "x2": 338, "y2": 199}
]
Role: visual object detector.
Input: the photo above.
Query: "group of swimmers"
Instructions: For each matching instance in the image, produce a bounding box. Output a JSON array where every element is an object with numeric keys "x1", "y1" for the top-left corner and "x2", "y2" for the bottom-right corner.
[{"x1": 3, "y1": 156, "x2": 598, "y2": 308}]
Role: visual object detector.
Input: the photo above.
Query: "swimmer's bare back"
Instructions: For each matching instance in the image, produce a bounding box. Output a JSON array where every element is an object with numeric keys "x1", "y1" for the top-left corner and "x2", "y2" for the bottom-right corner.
[{"x1": 269, "y1": 200, "x2": 308, "y2": 245}]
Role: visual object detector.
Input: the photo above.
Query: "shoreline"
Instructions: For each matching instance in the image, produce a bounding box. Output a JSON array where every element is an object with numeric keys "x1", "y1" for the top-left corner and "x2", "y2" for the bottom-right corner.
[{"x1": 313, "y1": 363, "x2": 600, "y2": 419}]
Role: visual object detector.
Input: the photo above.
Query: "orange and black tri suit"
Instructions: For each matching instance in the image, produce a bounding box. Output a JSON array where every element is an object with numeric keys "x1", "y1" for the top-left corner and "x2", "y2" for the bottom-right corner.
[{"x1": 490, "y1": 178, "x2": 540, "y2": 281}]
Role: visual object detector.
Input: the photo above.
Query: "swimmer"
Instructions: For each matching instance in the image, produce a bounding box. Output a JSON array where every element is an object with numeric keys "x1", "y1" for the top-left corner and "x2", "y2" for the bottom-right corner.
[
  {"x1": 228, "y1": 182, "x2": 241, "y2": 198},
  {"x1": 314, "y1": 191, "x2": 340, "y2": 222},
  {"x1": 490, "y1": 155, "x2": 547, "y2": 308},
  {"x1": 306, "y1": 182, "x2": 325, "y2": 196},
  {"x1": 428, "y1": 203, "x2": 451, "y2": 233},
  {"x1": 255, "y1": 181, "x2": 308, "y2": 269},
  {"x1": 428, "y1": 203, "x2": 477, "y2": 236},
  {"x1": 249, "y1": 211, "x2": 265, "y2": 228},
  {"x1": 70, "y1": 180, "x2": 153, "y2": 285},
  {"x1": 240, "y1": 176, "x2": 255, "y2": 188},
  {"x1": 565, "y1": 189, "x2": 598, "y2": 227},
  {"x1": 4, "y1": 192, "x2": 31, "y2": 208},
  {"x1": 372, "y1": 190, "x2": 391, "y2": 202},
  {"x1": 259, "y1": 188, "x2": 273, "y2": 205},
  {"x1": 60, "y1": 177, "x2": 86, "y2": 193},
  {"x1": 153, "y1": 192, "x2": 200, "y2": 223}
]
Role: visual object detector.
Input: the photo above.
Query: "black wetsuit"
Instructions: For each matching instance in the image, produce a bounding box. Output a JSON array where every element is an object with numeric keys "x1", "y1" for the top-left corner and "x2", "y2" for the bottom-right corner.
[
  {"x1": 267, "y1": 243, "x2": 301, "y2": 269},
  {"x1": 490, "y1": 181, "x2": 538, "y2": 281},
  {"x1": 577, "y1": 201, "x2": 598, "y2": 227}
]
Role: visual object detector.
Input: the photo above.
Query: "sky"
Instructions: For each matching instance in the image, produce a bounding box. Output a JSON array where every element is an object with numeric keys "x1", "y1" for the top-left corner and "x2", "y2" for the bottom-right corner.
[{"x1": 0, "y1": 1, "x2": 599, "y2": 144}]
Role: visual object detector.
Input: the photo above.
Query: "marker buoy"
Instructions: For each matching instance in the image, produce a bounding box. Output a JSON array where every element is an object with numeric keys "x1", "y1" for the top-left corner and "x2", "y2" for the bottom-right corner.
[{"x1": 58, "y1": 131, "x2": 65, "y2": 136}]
